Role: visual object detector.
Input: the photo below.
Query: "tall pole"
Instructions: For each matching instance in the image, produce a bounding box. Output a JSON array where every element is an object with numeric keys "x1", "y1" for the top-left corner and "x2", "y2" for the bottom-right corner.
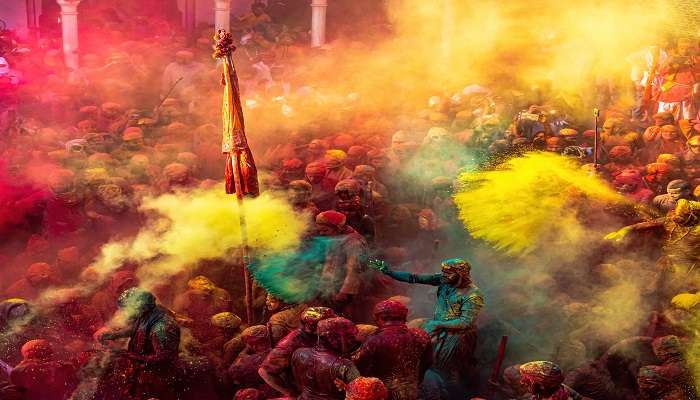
[
  {"x1": 56, "y1": 0, "x2": 81, "y2": 71},
  {"x1": 310, "y1": 0, "x2": 327, "y2": 48},
  {"x1": 214, "y1": 0, "x2": 231, "y2": 34},
  {"x1": 593, "y1": 108, "x2": 600, "y2": 167}
]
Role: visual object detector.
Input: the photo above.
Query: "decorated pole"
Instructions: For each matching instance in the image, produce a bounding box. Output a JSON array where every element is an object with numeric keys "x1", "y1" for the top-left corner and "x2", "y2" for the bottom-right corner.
[{"x1": 213, "y1": 30, "x2": 260, "y2": 325}]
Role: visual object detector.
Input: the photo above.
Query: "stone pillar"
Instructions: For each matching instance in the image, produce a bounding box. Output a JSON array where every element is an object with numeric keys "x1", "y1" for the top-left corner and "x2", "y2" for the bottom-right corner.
[
  {"x1": 310, "y1": 0, "x2": 327, "y2": 48},
  {"x1": 214, "y1": 0, "x2": 231, "y2": 33},
  {"x1": 56, "y1": 0, "x2": 81, "y2": 70}
]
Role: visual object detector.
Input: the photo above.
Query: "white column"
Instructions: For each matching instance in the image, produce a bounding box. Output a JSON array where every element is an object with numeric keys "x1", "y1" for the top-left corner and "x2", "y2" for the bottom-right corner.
[
  {"x1": 56, "y1": 0, "x2": 81, "y2": 70},
  {"x1": 310, "y1": 0, "x2": 327, "y2": 48},
  {"x1": 214, "y1": 0, "x2": 231, "y2": 33}
]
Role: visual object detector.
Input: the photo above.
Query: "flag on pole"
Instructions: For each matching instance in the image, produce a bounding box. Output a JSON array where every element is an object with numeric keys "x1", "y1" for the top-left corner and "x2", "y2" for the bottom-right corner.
[{"x1": 214, "y1": 30, "x2": 259, "y2": 197}]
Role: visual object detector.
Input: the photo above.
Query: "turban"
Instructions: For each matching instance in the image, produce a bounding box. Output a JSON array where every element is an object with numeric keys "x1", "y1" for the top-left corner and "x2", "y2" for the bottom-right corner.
[
  {"x1": 211, "y1": 312, "x2": 242, "y2": 330},
  {"x1": 559, "y1": 128, "x2": 579, "y2": 137},
  {"x1": 282, "y1": 158, "x2": 304, "y2": 170},
  {"x1": 316, "y1": 210, "x2": 346, "y2": 229},
  {"x1": 241, "y1": 325, "x2": 269, "y2": 346},
  {"x1": 519, "y1": 361, "x2": 564, "y2": 389},
  {"x1": 608, "y1": 146, "x2": 632, "y2": 159},
  {"x1": 300, "y1": 307, "x2": 337, "y2": 332},
  {"x1": 325, "y1": 149, "x2": 347, "y2": 168},
  {"x1": 373, "y1": 299, "x2": 408, "y2": 321},
  {"x1": 21, "y1": 339, "x2": 53, "y2": 360},
  {"x1": 122, "y1": 127, "x2": 143, "y2": 141},
  {"x1": 163, "y1": 163, "x2": 189, "y2": 181},
  {"x1": 305, "y1": 161, "x2": 327, "y2": 176},
  {"x1": 346, "y1": 377, "x2": 388, "y2": 400},
  {"x1": 289, "y1": 180, "x2": 312, "y2": 192},
  {"x1": 652, "y1": 335, "x2": 683, "y2": 361}
]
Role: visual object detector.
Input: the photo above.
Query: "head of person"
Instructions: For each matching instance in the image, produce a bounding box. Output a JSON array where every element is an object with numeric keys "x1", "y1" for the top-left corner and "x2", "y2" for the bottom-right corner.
[
  {"x1": 211, "y1": 312, "x2": 242, "y2": 336},
  {"x1": 677, "y1": 37, "x2": 693, "y2": 56},
  {"x1": 280, "y1": 158, "x2": 305, "y2": 182},
  {"x1": 660, "y1": 125, "x2": 679, "y2": 141},
  {"x1": 666, "y1": 180, "x2": 691, "y2": 201},
  {"x1": 265, "y1": 293, "x2": 287, "y2": 312},
  {"x1": 175, "y1": 50, "x2": 194, "y2": 65},
  {"x1": 317, "y1": 317, "x2": 359, "y2": 355},
  {"x1": 373, "y1": 299, "x2": 408, "y2": 327},
  {"x1": 613, "y1": 169, "x2": 642, "y2": 193},
  {"x1": 653, "y1": 112, "x2": 675, "y2": 127},
  {"x1": 608, "y1": 145, "x2": 632, "y2": 163},
  {"x1": 672, "y1": 199, "x2": 700, "y2": 227},
  {"x1": 545, "y1": 137, "x2": 565, "y2": 153},
  {"x1": 287, "y1": 179, "x2": 312, "y2": 205},
  {"x1": 300, "y1": 306, "x2": 336, "y2": 335},
  {"x1": 20, "y1": 339, "x2": 53, "y2": 361},
  {"x1": 652, "y1": 335, "x2": 683, "y2": 363},
  {"x1": 117, "y1": 287, "x2": 156, "y2": 319},
  {"x1": 241, "y1": 325, "x2": 270, "y2": 353},
  {"x1": 440, "y1": 258, "x2": 472, "y2": 287},
  {"x1": 325, "y1": 150, "x2": 347, "y2": 171},
  {"x1": 305, "y1": 161, "x2": 327, "y2": 184},
  {"x1": 519, "y1": 361, "x2": 564, "y2": 397},
  {"x1": 122, "y1": 127, "x2": 144, "y2": 150},
  {"x1": 688, "y1": 135, "x2": 700, "y2": 154},
  {"x1": 315, "y1": 211, "x2": 346, "y2": 236},
  {"x1": 335, "y1": 179, "x2": 362, "y2": 213},
  {"x1": 353, "y1": 165, "x2": 376, "y2": 184},
  {"x1": 345, "y1": 377, "x2": 388, "y2": 400}
]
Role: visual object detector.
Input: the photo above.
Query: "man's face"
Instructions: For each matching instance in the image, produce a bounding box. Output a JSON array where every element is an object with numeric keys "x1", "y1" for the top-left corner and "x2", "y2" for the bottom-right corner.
[
  {"x1": 689, "y1": 142, "x2": 700, "y2": 155},
  {"x1": 306, "y1": 171, "x2": 324, "y2": 184},
  {"x1": 124, "y1": 138, "x2": 143, "y2": 151},
  {"x1": 661, "y1": 127, "x2": 678, "y2": 141},
  {"x1": 668, "y1": 187, "x2": 690, "y2": 201},
  {"x1": 266, "y1": 296, "x2": 281, "y2": 311},
  {"x1": 441, "y1": 269, "x2": 460, "y2": 285},
  {"x1": 370, "y1": 157, "x2": 388, "y2": 170},
  {"x1": 678, "y1": 40, "x2": 692, "y2": 56},
  {"x1": 685, "y1": 164, "x2": 700, "y2": 179},
  {"x1": 316, "y1": 223, "x2": 337, "y2": 236},
  {"x1": 287, "y1": 187, "x2": 310, "y2": 204}
]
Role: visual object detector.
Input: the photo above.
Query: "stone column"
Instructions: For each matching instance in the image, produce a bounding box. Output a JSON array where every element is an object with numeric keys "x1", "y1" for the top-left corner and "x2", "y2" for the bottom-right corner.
[
  {"x1": 56, "y1": 0, "x2": 81, "y2": 70},
  {"x1": 214, "y1": 0, "x2": 231, "y2": 33},
  {"x1": 310, "y1": 0, "x2": 327, "y2": 48}
]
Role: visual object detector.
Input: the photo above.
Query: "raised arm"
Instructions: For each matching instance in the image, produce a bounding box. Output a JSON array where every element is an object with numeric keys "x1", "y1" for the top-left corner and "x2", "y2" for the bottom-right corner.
[
  {"x1": 604, "y1": 217, "x2": 666, "y2": 243},
  {"x1": 369, "y1": 260, "x2": 441, "y2": 286}
]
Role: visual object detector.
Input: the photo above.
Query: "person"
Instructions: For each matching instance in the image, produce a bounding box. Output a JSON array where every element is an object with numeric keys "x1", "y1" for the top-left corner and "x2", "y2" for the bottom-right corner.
[
  {"x1": 605, "y1": 199, "x2": 700, "y2": 292},
  {"x1": 306, "y1": 162, "x2": 338, "y2": 212},
  {"x1": 315, "y1": 211, "x2": 369, "y2": 313},
  {"x1": 326, "y1": 150, "x2": 354, "y2": 182},
  {"x1": 265, "y1": 293, "x2": 305, "y2": 344},
  {"x1": 95, "y1": 288, "x2": 181, "y2": 400},
  {"x1": 227, "y1": 325, "x2": 275, "y2": 396},
  {"x1": 657, "y1": 38, "x2": 700, "y2": 120},
  {"x1": 259, "y1": 306, "x2": 337, "y2": 397},
  {"x1": 611, "y1": 169, "x2": 654, "y2": 203},
  {"x1": 373, "y1": 258, "x2": 483, "y2": 394},
  {"x1": 352, "y1": 300, "x2": 432, "y2": 400},
  {"x1": 518, "y1": 361, "x2": 583, "y2": 400},
  {"x1": 161, "y1": 50, "x2": 206, "y2": 101},
  {"x1": 288, "y1": 179, "x2": 320, "y2": 217},
  {"x1": 334, "y1": 179, "x2": 376, "y2": 241},
  {"x1": 643, "y1": 335, "x2": 698, "y2": 399},
  {"x1": 291, "y1": 317, "x2": 361, "y2": 400},
  {"x1": 10, "y1": 339, "x2": 77, "y2": 400},
  {"x1": 653, "y1": 180, "x2": 692, "y2": 215}
]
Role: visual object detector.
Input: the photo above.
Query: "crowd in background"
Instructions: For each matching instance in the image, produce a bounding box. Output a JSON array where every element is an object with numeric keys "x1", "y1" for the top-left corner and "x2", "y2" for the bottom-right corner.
[{"x1": 2, "y1": 2, "x2": 700, "y2": 400}]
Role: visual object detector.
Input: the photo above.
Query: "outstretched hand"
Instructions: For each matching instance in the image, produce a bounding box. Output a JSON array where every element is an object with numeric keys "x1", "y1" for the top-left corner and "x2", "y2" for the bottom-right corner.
[
  {"x1": 368, "y1": 259, "x2": 390, "y2": 274},
  {"x1": 603, "y1": 227, "x2": 631, "y2": 243}
]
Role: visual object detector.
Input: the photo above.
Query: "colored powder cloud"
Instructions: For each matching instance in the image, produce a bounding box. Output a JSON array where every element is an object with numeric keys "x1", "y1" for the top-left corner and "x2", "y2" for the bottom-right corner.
[{"x1": 454, "y1": 152, "x2": 627, "y2": 256}]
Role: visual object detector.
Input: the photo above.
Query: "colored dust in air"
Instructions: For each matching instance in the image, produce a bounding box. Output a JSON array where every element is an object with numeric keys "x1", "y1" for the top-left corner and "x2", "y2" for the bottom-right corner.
[
  {"x1": 90, "y1": 187, "x2": 309, "y2": 290},
  {"x1": 454, "y1": 152, "x2": 627, "y2": 256}
]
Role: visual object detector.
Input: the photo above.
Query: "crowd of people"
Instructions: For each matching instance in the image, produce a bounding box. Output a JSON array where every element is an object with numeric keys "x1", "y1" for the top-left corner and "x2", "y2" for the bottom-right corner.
[{"x1": 2, "y1": 1, "x2": 700, "y2": 400}]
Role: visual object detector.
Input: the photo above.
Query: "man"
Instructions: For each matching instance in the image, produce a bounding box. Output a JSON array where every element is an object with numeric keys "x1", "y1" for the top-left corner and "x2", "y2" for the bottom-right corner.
[
  {"x1": 259, "y1": 307, "x2": 337, "y2": 396},
  {"x1": 306, "y1": 162, "x2": 338, "y2": 212},
  {"x1": 228, "y1": 325, "x2": 274, "y2": 395},
  {"x1": 653, "y1": 180, "x2": 692, "y2": 214},
  {"x1": 643, "y1": 335, "x2": 698, "y2": 399},
  {"x1": 266, "y1": 293, "x2": 305, "y2": 344},
  {"x1": 352, "y1": 300, "x2": 432, "y2": 400},
  {"x1": 518, "y1": 361, "x2": 583, "y2": 400},
  {"x1": 657, "y1": 38, "x2": 700, "y2": 120},
  {"x1": 161, "y1": 50, "x2": 206, "y2": 101},
  {"x1": 611, "y1": 169, "x2": 654, "y2": 203},
  {"x1": 10, "y1": 339, "x2": 77, "y2": 400},
  {"x1": 291, "y1": 317, "x2": 361, "y2": 400},
  {"x1": 288, "y1": 180, "x2": 320, "y2": 217},
  {"x1": 373, "y1": 258, "x2": 483, "y2": 393},
  {"x1": 605, "y1": 199, "x2": 700, "y2": 289},
  {"x1": 334, "y1": 179, "x2": 375, "y2": 241},
  {"x1": 325, "y1": 150, "x2": 354, "y2": 182},
  {"x1": 315, "y1": 211, "x2": 369, "y2": 313},
  {"x1": 95, "y1": 288, "x2": 181, "y2": 400}
]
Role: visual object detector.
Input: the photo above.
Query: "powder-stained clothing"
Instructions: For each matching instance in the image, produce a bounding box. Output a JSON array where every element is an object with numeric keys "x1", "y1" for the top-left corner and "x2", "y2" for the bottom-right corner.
[
  {"x1": 320, "y1": 226, "x2": 369, "y2": 298},
  {"x1": 291, "y1": 346, "x2": 360, "y2": 400},
  {"x1": 526, "y1": 384, "x2": 583, "y2": 400},
  {"x1": 268, "y1": 304, "x2": 305, "y2": 344},
  {"x1": 385, "y1": 272, "x2": 483, "y2": 385},
  {"x1": 260, "y1": 329, "x2": 317, "y2": 395},
  {"x1": 353, "y1": 323, "x2": 432, "y2": 400}
]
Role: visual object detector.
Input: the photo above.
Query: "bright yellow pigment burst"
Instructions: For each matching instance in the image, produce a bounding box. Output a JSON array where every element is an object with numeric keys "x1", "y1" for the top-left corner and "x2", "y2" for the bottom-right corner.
[
  {"x1": 454, "y1": 152, "x2": 627, "y2": 256},
  {"x1": 90, "y1": 187, "x2": 309, "y2": 289}
]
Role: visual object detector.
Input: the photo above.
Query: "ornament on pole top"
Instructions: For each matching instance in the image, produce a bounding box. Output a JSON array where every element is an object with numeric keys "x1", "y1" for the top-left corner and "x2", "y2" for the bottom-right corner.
[{"x1": 213, "y1": 30, "x2": 236, "y2": 60}]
